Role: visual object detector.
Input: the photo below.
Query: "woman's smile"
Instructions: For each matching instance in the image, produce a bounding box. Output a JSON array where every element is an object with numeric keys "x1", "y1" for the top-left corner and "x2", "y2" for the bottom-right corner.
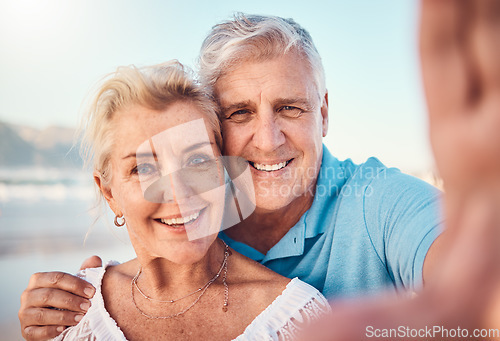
[{"x1": 154, "y1": 206, "x2": 207, "y2": 232}]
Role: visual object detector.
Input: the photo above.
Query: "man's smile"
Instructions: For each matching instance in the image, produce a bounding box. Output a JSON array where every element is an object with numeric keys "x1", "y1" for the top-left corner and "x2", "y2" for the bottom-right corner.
[{"x1": 249, "y1": 159, "x2": 293, "y2": 172}]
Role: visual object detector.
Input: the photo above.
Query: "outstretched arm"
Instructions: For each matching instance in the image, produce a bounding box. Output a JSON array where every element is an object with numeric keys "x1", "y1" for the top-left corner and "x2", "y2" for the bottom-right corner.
[
  {"x1": 421, "y1": 0, "x2": 500, "y2": 286},
  {"x1": 420, "y1": 0, "x2": 500, "y2": 330},
  {"x1": 301, "y1": 0, "x2": 500, "y2": 339}
]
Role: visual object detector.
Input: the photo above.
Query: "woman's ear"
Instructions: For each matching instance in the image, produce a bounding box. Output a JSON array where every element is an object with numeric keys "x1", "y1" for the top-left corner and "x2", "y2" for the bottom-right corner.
[{"x1": 94, "y1": 170, "x2": 121, "y2": 215}]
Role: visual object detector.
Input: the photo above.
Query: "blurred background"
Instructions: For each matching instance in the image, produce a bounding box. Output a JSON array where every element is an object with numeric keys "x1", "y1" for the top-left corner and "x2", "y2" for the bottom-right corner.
[{"x1": 0, "y1": 0, "x2": 436, "y2": 339}]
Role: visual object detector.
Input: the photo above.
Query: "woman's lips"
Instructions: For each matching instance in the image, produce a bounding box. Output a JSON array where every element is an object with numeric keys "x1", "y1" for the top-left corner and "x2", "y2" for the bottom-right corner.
[
  {"x1": 161, "y1": 210, "x2": 200, "y2": 226},
  {"x1": 155, "y1": 207, "x2": 206, "y2": 230}
]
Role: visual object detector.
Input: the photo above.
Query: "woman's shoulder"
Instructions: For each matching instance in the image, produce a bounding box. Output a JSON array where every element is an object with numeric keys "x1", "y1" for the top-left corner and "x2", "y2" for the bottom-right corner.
[
  {"x1": 81, "y1": 259, "x2": 136, "y2": 317},
  {"x1": 101, "y1": 259, "x2": 137, "y2": 278},
  {"x1": 226, "y1": 250, "x2": 298, "y2": 318},
  {"x1": 100, "y1": 259, "x2": 138, "y2": 304},
  {"x1": 229, "y1": 250, "x2": 290, "y2": 291}
]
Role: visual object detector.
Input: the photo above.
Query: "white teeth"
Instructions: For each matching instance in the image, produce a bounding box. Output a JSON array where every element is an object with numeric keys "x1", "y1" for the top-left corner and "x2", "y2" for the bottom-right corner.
[
  {"x1": 252, "y1": 161, "x2": 287, "y2": 172},
  {"x1": 161, "y1": 211, "x2": 200, "y2": 226}
]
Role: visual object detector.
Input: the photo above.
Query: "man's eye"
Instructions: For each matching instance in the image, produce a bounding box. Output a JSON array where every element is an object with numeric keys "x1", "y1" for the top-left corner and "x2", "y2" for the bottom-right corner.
[
  {"x1": 227, "y1": 109, "x2": 251, "y2": 121},
  {"x1": 279, "y1": 106, "x2": 303, "y2": 117}
]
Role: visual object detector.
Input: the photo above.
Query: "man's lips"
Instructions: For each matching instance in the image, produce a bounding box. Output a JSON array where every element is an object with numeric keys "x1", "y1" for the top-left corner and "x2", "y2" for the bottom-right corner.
[{"x1": 249, "y1": 159, "x2": 293, "y2": 172}]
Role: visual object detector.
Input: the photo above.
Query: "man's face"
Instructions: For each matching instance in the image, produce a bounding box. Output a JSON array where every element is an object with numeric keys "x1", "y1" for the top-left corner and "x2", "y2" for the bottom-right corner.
[{"x1": 214, "y1": 52, "x2": 328, "y2": 211}]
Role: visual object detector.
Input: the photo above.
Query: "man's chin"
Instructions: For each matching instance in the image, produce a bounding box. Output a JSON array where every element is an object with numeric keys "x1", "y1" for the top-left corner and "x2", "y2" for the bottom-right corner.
[
  {"x1": 252, "y1": 183, "x2": 315, "y2": 214},
  {"x1": 253, "y1": 196, "x2": 296, "y2": 213},
  {"x1": 250, "y1": 170, "x2": 318, "y2": 210}
]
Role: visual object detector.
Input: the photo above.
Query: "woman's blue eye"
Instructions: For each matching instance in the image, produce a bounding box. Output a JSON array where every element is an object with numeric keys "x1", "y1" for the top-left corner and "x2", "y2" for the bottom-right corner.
[
  {"x1": 136, "y1": 163, "x2": 157, "y2": 175},
  {"x1": 189, "y1": 156, "x2": 209, "y2": 165}
]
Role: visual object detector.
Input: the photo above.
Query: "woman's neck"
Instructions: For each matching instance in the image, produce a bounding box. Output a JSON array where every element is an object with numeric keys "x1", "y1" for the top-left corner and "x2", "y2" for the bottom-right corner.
[{"x1": 132, "y1": 239, "x2": 227, "y2": 300}]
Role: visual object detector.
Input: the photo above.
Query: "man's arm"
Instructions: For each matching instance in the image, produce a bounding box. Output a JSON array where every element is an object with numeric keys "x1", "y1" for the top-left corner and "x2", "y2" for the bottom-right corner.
[
  {"x1": 362, "y1": 168, "x2": 443, "y2": 290},
  {"x1": 421, "y1": 232, "x2": 448, "y2": 285},
  {"x1": 19, "y1": 256, "x2": 102, "y2": 341}
]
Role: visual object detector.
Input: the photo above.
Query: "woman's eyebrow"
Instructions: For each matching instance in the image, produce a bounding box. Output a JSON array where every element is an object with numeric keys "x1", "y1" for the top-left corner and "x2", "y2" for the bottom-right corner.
[
  {"x1": 124, "y1": 138, "x2": 159, "y2": 161},
  {"x1": 181, "y1": 141, "x2": 214, "y2": 154},
  {"x1": 122, "y1": 152, "x2": 156, "y2": 160},
  {"x1": 122, "y1": 142, "x2": 214, "y2": 160}
]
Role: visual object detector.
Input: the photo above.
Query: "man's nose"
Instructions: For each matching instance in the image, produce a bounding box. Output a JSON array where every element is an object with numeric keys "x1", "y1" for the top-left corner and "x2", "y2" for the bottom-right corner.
[{"x1": 252, "y1": 109, "x2": 285, "y2": 152}]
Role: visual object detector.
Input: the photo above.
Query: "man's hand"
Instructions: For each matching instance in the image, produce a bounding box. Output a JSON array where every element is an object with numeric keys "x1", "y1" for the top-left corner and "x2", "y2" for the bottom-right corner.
[{"x1": 19, "y1": 256, "x2": 102, "y2": 341}]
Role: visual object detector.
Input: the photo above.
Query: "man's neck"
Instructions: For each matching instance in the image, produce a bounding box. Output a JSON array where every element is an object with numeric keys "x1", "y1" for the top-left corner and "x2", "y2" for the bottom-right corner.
[{"x1": 224, "y1": 193, "x2": 315, "y2": 254}]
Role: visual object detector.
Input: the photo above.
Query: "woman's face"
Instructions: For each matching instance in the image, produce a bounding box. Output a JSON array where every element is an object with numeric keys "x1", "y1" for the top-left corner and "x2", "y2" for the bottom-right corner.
[{"x1": 99, "y1": 101, "x2": 225, "y2": 264}]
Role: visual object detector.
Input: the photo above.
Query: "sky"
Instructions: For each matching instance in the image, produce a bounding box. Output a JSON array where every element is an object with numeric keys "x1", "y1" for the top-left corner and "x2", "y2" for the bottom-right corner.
[{"x1": 0, "y1": 0, "x2": 434, "y2": 173}]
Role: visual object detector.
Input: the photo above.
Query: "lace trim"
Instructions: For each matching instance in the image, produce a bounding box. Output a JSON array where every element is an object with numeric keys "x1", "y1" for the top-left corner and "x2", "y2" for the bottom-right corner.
[
  {"x1": 234, "y1": 278, "x2": 331, "y2": 341},
  {"x1": 53, "y1": 319, "x2": 97, "y2": 341}
]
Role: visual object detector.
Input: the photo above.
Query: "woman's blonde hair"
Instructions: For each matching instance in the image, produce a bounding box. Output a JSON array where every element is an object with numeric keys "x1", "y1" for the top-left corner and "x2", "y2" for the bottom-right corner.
[{"x1": 79, "y1": 60, "x2": 222, "y2": 185}]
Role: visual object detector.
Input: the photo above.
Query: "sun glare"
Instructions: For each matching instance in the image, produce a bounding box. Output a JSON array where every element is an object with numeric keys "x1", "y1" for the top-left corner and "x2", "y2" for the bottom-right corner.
[{"x1": 0, "y1": 0, "x2": 74, "y2": 41}]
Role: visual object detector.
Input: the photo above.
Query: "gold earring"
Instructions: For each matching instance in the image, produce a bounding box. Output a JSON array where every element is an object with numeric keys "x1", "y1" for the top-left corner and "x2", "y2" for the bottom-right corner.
[{"x1": 114, "y1": 215, "x2": 126, "y2": 227}]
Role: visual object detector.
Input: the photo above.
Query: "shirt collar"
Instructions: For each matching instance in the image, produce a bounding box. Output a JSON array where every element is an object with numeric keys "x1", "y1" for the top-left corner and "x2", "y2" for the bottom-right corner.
[{"x1": 303, "y1": 146, "x2": 347, "y2": 238}]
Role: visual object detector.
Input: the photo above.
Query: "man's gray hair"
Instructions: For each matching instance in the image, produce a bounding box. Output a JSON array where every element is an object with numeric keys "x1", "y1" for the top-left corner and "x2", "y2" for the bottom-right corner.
[{"x1": 198, "y1": 13, "x2": 326, "y2": 96}]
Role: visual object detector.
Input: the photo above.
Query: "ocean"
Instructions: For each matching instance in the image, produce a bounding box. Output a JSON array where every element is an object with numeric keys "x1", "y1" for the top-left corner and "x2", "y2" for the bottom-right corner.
[{"x1": 0, "y1": 168, "x2": 136, "y2": 340}]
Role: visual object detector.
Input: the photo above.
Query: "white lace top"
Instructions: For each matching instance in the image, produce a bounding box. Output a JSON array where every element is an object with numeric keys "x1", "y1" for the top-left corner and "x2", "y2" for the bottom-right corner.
[{"x1": 54, "y1": 261, "x2": 331, "y2": 341}]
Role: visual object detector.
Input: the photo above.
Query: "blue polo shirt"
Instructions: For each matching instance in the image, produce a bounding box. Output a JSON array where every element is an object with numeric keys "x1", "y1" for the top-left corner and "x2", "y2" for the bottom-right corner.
[{"x1": 220, "y1": 146, "x2": 443, "y2": 299}]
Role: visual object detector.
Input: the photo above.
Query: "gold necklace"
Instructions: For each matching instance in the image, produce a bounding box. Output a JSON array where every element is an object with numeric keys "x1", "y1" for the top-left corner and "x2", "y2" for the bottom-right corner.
[{"x1": 131, "y1": 240, "x2": 230, "y2": 319}]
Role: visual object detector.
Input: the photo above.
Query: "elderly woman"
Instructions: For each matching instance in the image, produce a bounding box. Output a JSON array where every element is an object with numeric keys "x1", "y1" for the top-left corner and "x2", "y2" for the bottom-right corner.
[{"x1": 54, "y1": 61, "x2": 329, "y2": 340}]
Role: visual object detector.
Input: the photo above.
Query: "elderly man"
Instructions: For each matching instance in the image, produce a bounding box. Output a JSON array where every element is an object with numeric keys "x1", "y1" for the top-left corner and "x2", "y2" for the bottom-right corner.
[{"x1": 19, "y1": 13, "x2": 444, "y2": 340}]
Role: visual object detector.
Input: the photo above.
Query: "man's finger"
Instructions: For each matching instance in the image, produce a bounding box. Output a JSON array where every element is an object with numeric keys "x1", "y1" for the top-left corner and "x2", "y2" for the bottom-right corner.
[
  {"x1": 20, "y1": 306, "x2": 84, "y2": 327},
  {"x1": 79, "y1": 255, "x2": 102, "y2": 271},
  {"x1": 26, "y1": 272, "x2": 95, "y2": 299},
  {"x1": 21, "y1": 287, "x2": 91, "y2": 313},
  {"x1": 22, "y1": 325, "x2": 67, "y2": 341}
]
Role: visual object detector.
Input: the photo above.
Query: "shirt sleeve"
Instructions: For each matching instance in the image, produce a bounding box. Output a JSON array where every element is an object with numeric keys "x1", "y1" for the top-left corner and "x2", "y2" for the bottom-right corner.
[{"x1": 362, "y1": 164, "x2": 444, "y2": 292}]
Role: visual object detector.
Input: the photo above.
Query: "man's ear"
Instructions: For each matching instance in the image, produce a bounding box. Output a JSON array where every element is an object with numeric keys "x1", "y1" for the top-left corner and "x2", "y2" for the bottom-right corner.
[
  {"x1": 321, "y1": 91, "x2": 329, "y2": 137},
  {"x1": 94, "y1": 171, "x2": 120, "y2": 215}
]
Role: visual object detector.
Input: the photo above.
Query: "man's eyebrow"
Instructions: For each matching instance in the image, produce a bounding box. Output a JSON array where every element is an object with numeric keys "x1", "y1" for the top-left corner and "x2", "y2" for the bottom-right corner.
[
  {"x1": 220, "y1": 101, "x2": 252, "y2": 113},
  {"x1": 272, "y1": 97, "x2": 316, "y2": 110},
  {"x1": 221, "y1": 98, "x2": 315, "y2": 113}
]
